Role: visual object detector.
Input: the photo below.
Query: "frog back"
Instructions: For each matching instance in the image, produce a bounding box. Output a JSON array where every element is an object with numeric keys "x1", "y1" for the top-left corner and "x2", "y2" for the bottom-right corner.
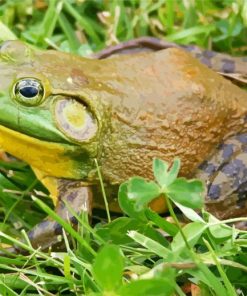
[{"x1": 91, "y1": 48, "x2": 247, "y2": 184}]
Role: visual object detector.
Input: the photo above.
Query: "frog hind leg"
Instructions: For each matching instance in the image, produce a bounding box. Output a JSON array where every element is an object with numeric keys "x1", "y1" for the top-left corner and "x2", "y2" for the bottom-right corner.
[
  {"x1": 3, "y1": 176, "x2": 93, "y2": 255},
  {"x1": 195, "y1": 133, "x2": 247, "y2": 220}
]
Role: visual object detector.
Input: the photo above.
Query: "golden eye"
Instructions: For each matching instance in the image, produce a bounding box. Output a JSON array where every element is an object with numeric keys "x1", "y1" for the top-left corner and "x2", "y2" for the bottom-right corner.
[
  {"x1": 54, "y1": 98, "x2": 97, "y2": 142},
  {"x1": 13, "y1": 78, "x2": 44, "y2": 106}
]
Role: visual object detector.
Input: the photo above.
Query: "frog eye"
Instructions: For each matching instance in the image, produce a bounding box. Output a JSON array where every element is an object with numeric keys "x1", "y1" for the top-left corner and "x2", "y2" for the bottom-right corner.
[
  {"x1": 13, "y1": 78, "x2": 44, "y2": 106},
  {"x1": 54, "y1": 98, "x2": 97, "y2": 142}
]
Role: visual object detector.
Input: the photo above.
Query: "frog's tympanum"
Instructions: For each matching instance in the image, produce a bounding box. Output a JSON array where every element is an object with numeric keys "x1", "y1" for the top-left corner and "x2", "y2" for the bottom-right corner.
[{"x1": 0, "y1": 39, "x2": 246, "y2": 253}]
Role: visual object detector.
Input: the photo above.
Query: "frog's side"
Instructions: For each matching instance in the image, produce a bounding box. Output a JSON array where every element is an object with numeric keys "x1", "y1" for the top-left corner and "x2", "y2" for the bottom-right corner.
[{"x1": 0, "y1": 40, "x2": 247, "y2": 253}]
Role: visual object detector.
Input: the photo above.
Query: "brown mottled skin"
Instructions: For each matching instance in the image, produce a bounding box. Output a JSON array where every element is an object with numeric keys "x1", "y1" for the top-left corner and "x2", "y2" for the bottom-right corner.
[
  {"x1": 0, "y1": 38, "x2": 247, "y2": 254},
  {"x1": 93, "y1": 37, "x2": 247, "y2": 84}
]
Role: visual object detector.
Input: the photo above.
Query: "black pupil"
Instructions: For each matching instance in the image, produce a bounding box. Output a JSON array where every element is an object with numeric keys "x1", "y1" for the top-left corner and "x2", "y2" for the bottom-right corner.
[{"x1": 20, "y1": 86, "x2": 39, "y2": 98}]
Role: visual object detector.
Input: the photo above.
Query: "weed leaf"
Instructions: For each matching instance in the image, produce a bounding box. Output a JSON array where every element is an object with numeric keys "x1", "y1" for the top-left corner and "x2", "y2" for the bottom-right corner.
[
  {"x1": 127, "y1": 177, "x2": 160, "y2": 211},
  {"x1": 166, "y1": 178, "x2": 204, "y2": 209},
  {"x1": 153, "y1": 158, "x2": 180, "y2": 187},
  {"x1": 92, "y1": 244, "x2": 124, "y2": 292}
]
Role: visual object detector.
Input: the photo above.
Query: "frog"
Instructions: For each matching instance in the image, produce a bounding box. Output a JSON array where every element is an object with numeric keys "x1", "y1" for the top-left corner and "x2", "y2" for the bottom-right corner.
[{"x1": 0, "y1": 38, "x2": 247, "y2": 253}]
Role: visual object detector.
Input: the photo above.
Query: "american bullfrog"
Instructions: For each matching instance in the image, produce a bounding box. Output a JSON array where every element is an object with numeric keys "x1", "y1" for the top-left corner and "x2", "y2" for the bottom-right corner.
[{"x1": 0, "y1": 38, "x2": 247, "y2": 253}]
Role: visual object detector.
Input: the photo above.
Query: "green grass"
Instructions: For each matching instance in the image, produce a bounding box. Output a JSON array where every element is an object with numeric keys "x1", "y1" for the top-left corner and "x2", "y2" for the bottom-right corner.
[
  {"x1": 0, "y1": 0, "x2": 247, "y2": 54},
  {"x1": 0, "y1": 0, "x2": 247, "y2": 295}
]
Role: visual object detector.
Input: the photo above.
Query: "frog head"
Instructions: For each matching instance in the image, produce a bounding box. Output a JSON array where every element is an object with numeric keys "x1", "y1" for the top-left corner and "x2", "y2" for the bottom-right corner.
[{"x1": 0, "y1": 40, "x2": 106, "y2": 180}]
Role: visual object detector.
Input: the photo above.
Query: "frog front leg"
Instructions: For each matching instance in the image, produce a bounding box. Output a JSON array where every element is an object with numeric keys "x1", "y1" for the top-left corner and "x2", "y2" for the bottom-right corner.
[
  {"x1": 195, "y1": 133, "x2": 247, "y2": 220},
  {"x1": 3, "y1": 176, "x2": 93, "y2": 254}
]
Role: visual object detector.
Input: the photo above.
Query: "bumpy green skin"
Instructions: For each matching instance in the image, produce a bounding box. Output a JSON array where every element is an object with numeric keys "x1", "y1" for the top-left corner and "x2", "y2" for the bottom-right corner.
[{"x1": 0, "y1": 39, "x2": 247, "y2": 252}]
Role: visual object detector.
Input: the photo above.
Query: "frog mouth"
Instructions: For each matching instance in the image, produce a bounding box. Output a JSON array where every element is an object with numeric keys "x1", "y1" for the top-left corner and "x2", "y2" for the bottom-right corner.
[
  {"x1": 0, "y1": 124, "x2": 86, "y2": 179},
  {"x1": 0, "y1": 92, "x2": 98, "y2": 145},
  {"x1": 0, "y1": 124, "x2": 78, "y2": 152}
]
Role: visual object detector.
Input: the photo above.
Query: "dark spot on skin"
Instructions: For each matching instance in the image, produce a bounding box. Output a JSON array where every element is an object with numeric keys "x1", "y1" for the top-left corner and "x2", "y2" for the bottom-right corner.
[
  {"x1": 28, "y1": 230, "x2": 34, "y2": 240},
  {"x1": 182, "y1": 45, "x2": 197, "y2": 52},
  {"x1": 198, "y1": 160, "x2": 208, "y2": 170},
  {"x1": 57, "y1": 200, "x2": 66, "y2": 211},
  {"x1": 204, "y1": 163, "x2": 217, "y2": 174},
  {"x1": 222, "y1": 144, "x2": 234, "y2": 160},
  {"x1": 203, "y1": 50, "x2": 216, "y2": 58},
  {"x1": 38, "y1": 219, "x2": 51, "y2": 230},
  {"x1": 208, "y1": 184, "x2": 221, "y2": 200},
  {"x1": 70, "y1": 216, "x2": 78, "y2": 225},
  {"x1": 67, "y1": 191, "x2": 78, "y2": 202},
  {"x1": 201, "y1": 134, "x2": 247, "y2": 206},
  {"x1": 222, "y1": 159, "x2": 245, "y2": 177},
  {"x1": 236, "y1": 134, "x2": 247, "y2": 144},
  {"x1": 54, "y1": 223, "x2": 62, "y2": 235},
  {"x1": 71, "y1": 69, "x2": 89, "y2": 86},
  {"x1": 232, "y1": 173, "x2": 247, "y2": 191},
  {"x1": 199, "y1": 57, "x2": 212, "y2": 68},
  {"x1": 238, "y1": 181, "x2": 247, "y2": 195},
  {"x1": 236, "y1": 182, "x2": 247, "y2": 207},
  {"x1": 198, "y1": 161, "x2": 216, "y2": 175},
  {"x1": 221, "y1": 59, "x2": 235, "y2": 73}
]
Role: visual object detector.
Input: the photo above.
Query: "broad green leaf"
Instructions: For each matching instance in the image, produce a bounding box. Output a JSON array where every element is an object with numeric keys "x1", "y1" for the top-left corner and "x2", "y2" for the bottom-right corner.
[
  {"x1": 92, "y1": 244, "x2": 124, "y2": 291},
  {"x1": 208, "y1": 215, "x2": 232, "y2": 239},
  {"x1": 128, "y1": 231, "x2": 174, "y2": 261},
  {"x1": 187, "y1": 266, "x2": 228, "y2": 296},
  {"x1": 171, "y1": 222, "x2": 206, "y2": 254},
  {"x1": 165, "y1": 158, "x2": 181, "y2": 187},
  {"x1": 145, "y1": 209, "x2": 179, "y2": 236},
  {"x1": 174, "y1": 202, "x2": 205, "y2": 223},
  {"x1": 203, "y1": 239, "x2": 239, "y2": 296},
  {"x1": 153, "y1": 158, "x2": 169, "y2": 187},
  {"x1": 230, "y1": 19, "x2": 243, "y2": 37},
  {"x1": 153, "y1": 158, "x2": 180, "y2": 187},
  {"x1": 166, "y1": 178, "x2": 204, "y2": 209},
  {"x1": 127, "y1": 177, "x2": 160, "y2": 211},
  {"x1": 96, "y1": 217, "x2": 169, "y2": 246},
  {"x1": 118, "y1": 279, "x2": 174, "y2": 296},
  {"x1": 118, "y1": 182, "x2": 147, "y2": 221}
]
